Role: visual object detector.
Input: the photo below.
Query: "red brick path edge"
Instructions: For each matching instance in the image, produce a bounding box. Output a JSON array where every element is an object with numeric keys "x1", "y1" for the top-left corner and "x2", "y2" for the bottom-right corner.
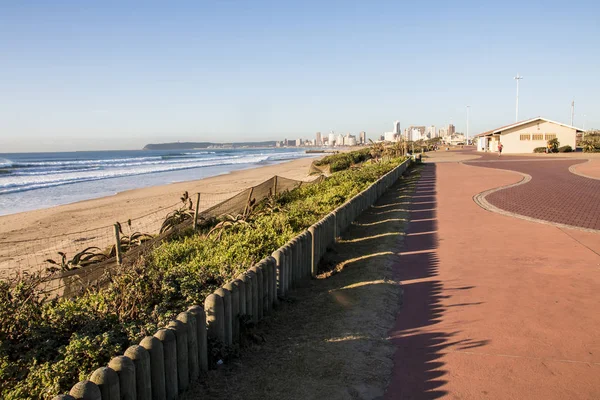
[
  {"x1": 569, "y1": 159, "x2": 600, "y2": 181},
  {"x1": 464, "y1": 156, "x2": 600, "y2": 232}
]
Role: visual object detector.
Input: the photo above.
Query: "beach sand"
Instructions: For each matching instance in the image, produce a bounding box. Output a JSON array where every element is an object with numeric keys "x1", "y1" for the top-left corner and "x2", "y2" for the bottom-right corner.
[{"x1": 0, "y1": 156, "x2": 320, "y2": 276}]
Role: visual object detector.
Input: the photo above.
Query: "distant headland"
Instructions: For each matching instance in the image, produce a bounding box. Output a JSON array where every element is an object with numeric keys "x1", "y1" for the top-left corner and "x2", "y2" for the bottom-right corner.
[{"x1": 143, "y1": 141, "x2": 277, "y2": 150}]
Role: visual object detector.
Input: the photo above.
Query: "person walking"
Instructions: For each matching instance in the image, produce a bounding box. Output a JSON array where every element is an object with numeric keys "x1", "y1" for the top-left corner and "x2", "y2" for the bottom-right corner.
[{"x1": 498, "y1": 142, "x2": 503, "y2": 157}]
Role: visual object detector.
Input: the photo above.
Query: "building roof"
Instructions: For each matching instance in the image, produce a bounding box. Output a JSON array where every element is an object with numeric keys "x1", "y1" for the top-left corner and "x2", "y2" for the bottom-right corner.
[{"x1": 475, "y1": 117, "x2": 585, "y2": 138}]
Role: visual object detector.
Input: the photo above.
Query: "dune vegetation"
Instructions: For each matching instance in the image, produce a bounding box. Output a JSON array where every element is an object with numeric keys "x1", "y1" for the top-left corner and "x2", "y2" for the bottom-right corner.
[{"x1": 0, "y1": 149, "x2": 405, "y2": 399}]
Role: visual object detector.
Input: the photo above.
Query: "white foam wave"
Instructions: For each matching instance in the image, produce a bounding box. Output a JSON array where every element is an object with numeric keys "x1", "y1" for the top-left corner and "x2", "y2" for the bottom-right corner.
[
  {"x1": 14, "y1": 156, "x2": 163, "y2": 167},
  {"x1": 0, "y1": 154, "x2": 273, "y2": 194},
  {"x1": 264, "y1": 152, "x2": 308, "y2": 161}
]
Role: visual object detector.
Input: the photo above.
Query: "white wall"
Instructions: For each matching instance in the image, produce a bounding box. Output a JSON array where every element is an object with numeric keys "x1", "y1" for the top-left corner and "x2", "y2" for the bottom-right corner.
[{"x1": 500, "y1": 121, "x2": 576, "y2": 153}]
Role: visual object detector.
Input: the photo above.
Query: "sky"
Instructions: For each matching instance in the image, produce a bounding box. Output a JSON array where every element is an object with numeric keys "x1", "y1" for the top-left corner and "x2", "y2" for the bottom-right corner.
[{"x1": 0, "y1": 0, "x2": 599, "y2": 152}]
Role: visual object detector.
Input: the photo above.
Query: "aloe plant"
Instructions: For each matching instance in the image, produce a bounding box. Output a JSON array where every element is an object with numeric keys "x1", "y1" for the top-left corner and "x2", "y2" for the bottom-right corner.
[
  {"x1": 160, "y1": 191, "x2": 195, "y2": 234},
  {"x1": 44, "y1": 247, "x2": 109, "y2": 273}
]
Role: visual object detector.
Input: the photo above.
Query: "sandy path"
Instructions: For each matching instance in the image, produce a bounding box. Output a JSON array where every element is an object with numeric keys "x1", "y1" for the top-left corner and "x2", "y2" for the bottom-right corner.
[
  {"x1": 183, "y1": 168, "x2": 417, "y2": 400},
  {"x1": 385, "y1": 162, "x2": 600, "y2": 399}
]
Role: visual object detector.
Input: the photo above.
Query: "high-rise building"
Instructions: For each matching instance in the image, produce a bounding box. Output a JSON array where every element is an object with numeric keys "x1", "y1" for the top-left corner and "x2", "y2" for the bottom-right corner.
[
  {"x1": 359, "y1": 131, "x2": 366, "y2": 144},
  {"x1": 328, "y1": 132, "x2": 336, "y2": 146},
  {"x1": 404, "y1": 126, "x2": 426, "y2": 141},
  {"x1": 316, "y1": 132, "x2": 322, "y2": 146},
  {"x1": 394, "y1": 121, "x2": 401, "y2": 134},
  {"x1": 411, "y1": 128, "x2": 423, "y2": 141},
  {"x1": 336, "y1": 133, "x2": 345, "y2": 146},
  {"x1": 448, "y1": 124, "x2": 456, "y2": 135},
  {"x1": 384, "y1": 132, "x2": 397, "y2": 142},
  {"x1": 296, "y1": 138, "x2": 302, "y2": 147},
  {"x1": 426, "y1": 126, "x2": 437, "y2": 138}
]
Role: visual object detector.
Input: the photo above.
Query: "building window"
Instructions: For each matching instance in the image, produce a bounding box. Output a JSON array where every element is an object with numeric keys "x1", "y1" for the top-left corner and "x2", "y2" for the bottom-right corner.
[
  {"x1": 545, "y1": 134, "x2": 556, "y2": 140},
  {"x1": 520, "y1": 134, "x2": 531, "y2": 140},
  {"x1": 532, "y1": 134, "x2": 544, "y2": 140}
]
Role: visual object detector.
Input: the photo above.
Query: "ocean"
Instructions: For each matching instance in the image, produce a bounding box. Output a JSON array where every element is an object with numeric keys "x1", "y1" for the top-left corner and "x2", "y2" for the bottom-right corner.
[{"x1": 0, "y1": 148, "x2": 314, "y2": 216}]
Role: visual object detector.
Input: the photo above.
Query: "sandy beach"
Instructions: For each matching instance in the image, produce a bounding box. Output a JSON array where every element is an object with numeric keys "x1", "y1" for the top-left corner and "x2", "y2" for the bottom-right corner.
[{"x1": 0, "y1": 156, "x2": 320, "y2": 276}]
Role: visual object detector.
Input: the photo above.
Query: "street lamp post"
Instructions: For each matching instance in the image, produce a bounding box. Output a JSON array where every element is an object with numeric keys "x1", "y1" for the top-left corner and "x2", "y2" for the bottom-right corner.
[
  {"x1": 514, "y1": 73, "x2": 523, "y2": 122},
  {"x1": 466, "y1": 105, "x2": 470, "y2": 146}
]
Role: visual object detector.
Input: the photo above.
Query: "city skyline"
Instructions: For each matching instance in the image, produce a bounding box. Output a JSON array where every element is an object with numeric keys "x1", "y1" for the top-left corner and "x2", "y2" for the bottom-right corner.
[{"x1": 1, "y1": 1, "x2": 598, "y2": 152}]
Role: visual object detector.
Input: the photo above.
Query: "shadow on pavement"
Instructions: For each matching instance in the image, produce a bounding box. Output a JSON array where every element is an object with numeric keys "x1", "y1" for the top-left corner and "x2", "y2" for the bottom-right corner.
[{"x1": 385, "y1": 163, "x2": 488, "y2": 400}]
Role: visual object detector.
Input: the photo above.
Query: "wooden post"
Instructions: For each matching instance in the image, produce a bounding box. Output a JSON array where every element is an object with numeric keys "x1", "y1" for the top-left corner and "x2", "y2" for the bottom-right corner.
[
  {"x1": 243, "y1": 187, "x2": 254, "y2": 216},
  {"x1": 193, "y1": 193, "x2": 201, "y2": 231},
  {"x1": 273, "y1": 176, "x2": 278, "y2": 196},
  {"x1": 113, "y1": 224, "x2": 122, "y2": 265}
]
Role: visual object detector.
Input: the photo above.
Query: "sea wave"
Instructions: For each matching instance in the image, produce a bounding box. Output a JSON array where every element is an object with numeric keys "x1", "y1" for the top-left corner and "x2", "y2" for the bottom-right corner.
[
  {"x1": 11, "y1": 156, "x2": 164, "y2": 168},
  {"x1": 0, "y1": 159, "x2": 13, "y2": 168},
  {"x1": 0, "y1": 154, "x2": 275, "y2": 194}
]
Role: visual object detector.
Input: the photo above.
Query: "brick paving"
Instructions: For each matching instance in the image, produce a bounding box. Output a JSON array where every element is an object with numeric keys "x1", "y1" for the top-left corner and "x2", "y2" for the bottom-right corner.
[{"x1": 465, "y1": 153, "x2": 600, "y2": 230}]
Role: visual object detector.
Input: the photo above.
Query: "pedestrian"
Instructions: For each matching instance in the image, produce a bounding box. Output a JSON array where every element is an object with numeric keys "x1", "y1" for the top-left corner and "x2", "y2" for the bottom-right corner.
[{"x1": 498, "y1": 143, "x2": 503, "y2": 157}]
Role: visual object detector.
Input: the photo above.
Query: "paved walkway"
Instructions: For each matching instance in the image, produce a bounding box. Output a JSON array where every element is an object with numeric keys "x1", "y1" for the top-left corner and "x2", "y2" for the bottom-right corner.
[
  {"x1": 385, "y1": 158, "x2": 600, "y2": 399},
  {"x1": 572, "y1": 159, "x2": 600, "y2": 180},
  {"x1": 463, "y1": 153, "x2": 600, "y2": 231}
]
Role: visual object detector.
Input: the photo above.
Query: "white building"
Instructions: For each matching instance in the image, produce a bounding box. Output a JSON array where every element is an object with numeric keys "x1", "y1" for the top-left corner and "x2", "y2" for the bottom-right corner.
[
  {"x1": 475, "y1": 117, "x2": 583, "y2": 154},
  {"x1": 426, "y1": 126, "x2": 437, "y2": 138},
  {"x1": 343, "y1": 134, "x2": 357, "y2": 146},
  {"x1": 328, "y1": 132, "x2": 336, "y2": 146},
  {"x1": 315, "y1": 132, "x2": 322, "y2": 146},
  {"x1": 296, "y1": 138, "x2": 302, "y2": 147},
  {"x1": 336, "y1": 133, "x2": 345, "y2": 146},
  {"x1": 411, "y1": 128, "x2": 423, "y2": 141},
  {"x1": 384, "y1": 132, "x2": 397, "y2": 142},
  {"x1": 443, "y1": 133, "x2": 465, "y2": 145}
]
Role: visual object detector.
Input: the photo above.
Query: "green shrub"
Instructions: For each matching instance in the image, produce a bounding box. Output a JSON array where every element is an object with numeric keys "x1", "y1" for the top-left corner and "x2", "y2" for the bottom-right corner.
[
  {"x1": 547, "y1": 138, "x2": 560, "y2": 153},
  {"x1": 558, "y1": 145, "x2": 572, "y2": 153},
  {"x1": 533, "y1": 147, "x2": 546, "y2": 153},
  {"x1": 581, "y1": 132, "x2": 600, "y2": 152},
  {"x1": 0, "y1": 157, "x2": 407, "y2": 399},
  {"x1": 314, "y1": 148, "x2": 372, "y2": 171}
]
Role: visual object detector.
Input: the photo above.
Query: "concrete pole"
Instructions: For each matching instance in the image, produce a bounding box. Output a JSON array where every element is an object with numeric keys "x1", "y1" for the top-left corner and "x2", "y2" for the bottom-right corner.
[
  {"x1": 466, "y1": 105, "x2": 470, "y2": 145},
  {"x1": 139, "y1": 336, "x2": 166, "y2": 400},
  {"x1": 167, "y1": 320, "x2": 189, "y2": 392},
  {"x1": 107, "y1": 356, "x2": 136, "y2": 400},
  {"x1": 69, "y1": 381, "x2": 101, "y2": 400},
  {"x1": 571, "y1": 100, "x2": 575, "y2": 126},
  {"x1": 124, "y1": 345, "x2": 152, "y2": 399},
  {"x1": 515, "y1": 73, "x2": 523, "y2": 122},
  {"x1": 89, "y1": 367, "x2": 119, "y2": 400}
]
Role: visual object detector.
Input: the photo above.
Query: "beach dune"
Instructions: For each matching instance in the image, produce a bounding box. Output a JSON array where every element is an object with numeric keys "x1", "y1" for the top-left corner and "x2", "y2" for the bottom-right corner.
[{"x1": 0, "y1": 157, "x2": 319, "y2": 277}]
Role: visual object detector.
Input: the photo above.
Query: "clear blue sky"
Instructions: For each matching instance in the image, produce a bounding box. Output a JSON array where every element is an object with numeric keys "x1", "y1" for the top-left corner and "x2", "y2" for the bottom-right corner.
[{"x1": 1, "y1": 0, "x2": 598, "y2": 152}]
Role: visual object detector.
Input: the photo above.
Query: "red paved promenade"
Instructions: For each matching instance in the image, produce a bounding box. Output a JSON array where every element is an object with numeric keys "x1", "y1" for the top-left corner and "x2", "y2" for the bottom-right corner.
[
  {"x1": 465, "y1": 154, "x2": 600, "y2": 231},
  {"x1": 385, "y1": 154, "x2": 600, "y2": 399}
]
